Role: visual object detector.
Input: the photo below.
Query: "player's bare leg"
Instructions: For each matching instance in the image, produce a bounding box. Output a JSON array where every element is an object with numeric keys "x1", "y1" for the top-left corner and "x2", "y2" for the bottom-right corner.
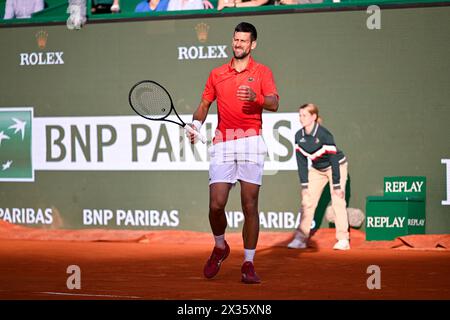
[
  {"x1": 240, "y1": 180, "x2": 260, "y2": 249},
  {"x1": 203, "y1": 182, "x2": 232, "y2": 279},
  {"x1": 239, "y1": 180, "x2": 261, "y2": 284},
  {"x1": 209, "y1": 182, "x2": 232, "y2": 235}
]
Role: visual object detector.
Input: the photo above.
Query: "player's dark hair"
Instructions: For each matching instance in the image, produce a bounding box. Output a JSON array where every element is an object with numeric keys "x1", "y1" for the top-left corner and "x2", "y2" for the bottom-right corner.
[{"x1": 234, "y1": 22, "x2": 257, "y2": 41}]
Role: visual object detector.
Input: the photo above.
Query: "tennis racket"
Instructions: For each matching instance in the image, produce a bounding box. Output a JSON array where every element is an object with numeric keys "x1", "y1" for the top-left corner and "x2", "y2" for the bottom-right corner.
[{"x1": 128, "y1": 80, "x2": 206, "y2": 144}]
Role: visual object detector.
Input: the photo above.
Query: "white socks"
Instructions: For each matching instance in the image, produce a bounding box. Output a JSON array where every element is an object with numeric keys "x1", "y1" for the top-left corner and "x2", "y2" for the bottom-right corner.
[
  {"x1": 214, "y1": 235, "x2": 256, "y2": 263},
  {"x1": 214, "y1": 234, "x2": 226, "y2": 249},
  {"x1": 244, "y1": 249, "x2": 255, "y2": 263}
]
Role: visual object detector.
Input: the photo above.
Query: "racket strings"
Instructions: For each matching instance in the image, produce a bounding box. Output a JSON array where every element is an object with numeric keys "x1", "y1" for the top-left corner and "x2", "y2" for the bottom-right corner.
[{"x1": 130, "y1": 82, "x2": 172, "y2": 120}]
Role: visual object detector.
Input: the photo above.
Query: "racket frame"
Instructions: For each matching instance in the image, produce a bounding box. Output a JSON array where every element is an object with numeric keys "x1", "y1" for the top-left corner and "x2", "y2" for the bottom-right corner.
[{"x1": 128, "y1": 80, "x2": 206, "y2": 143}]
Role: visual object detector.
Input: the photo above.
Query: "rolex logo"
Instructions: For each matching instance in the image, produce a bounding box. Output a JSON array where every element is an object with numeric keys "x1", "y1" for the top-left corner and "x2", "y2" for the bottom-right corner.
[
  {"x1": 177, "y1": 23, "x2": 227, "y2": 60},
  {"x1": 195, "y1": 23, "x2": 209, "y2": 43},
  {"x1": 20, "y1": 30, "x2": 64, "y2": 66},
  {"x1": 35, "y1": 30, "x2": 48, "y2": 49}
]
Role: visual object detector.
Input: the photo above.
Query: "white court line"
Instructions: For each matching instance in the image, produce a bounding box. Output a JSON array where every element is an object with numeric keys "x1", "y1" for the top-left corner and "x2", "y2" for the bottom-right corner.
[{"x1": 35, "y1": 292, "x2": 142, "y2": 299}]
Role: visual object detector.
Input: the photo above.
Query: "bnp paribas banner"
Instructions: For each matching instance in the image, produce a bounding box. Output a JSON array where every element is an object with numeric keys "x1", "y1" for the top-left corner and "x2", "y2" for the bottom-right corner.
[
  {"x1": 0, "y1": 108, "x2": 300, "y2": 176},
  {"x1": 0, "y1": 107, "x2": 306, "y2": 231}
]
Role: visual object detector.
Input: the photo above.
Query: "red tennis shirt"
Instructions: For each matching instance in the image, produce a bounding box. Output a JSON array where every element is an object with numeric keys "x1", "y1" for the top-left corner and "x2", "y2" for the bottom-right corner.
[{"x1": 202, "y1": 56, "x2": 278, "y2": 143}]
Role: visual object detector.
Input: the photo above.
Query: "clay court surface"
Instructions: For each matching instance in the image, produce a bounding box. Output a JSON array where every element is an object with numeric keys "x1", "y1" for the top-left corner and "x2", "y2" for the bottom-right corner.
[{"x1": 0, "y1": 223, "x2": 449, "y2": 300}]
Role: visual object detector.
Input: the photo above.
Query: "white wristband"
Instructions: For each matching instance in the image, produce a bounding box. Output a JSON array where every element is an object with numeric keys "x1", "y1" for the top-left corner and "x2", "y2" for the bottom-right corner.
[{"x1": 192, "y1": 120, "x2": 202, "y2": 132}]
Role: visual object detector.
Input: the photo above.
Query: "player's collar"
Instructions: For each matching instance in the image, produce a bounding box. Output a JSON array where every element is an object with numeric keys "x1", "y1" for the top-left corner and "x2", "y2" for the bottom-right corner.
[{"x1": 228, "y1": 56, "x2": 255, "y2": 72}]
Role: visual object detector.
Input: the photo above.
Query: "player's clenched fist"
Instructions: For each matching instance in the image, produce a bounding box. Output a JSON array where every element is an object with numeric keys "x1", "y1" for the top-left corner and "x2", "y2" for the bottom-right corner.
[
  {"x1": 237, "y1": 85, "x2": 256, "y2": 102},
  {"x1": 237, "y1": 85, "x2": 264, "y2": 114}
]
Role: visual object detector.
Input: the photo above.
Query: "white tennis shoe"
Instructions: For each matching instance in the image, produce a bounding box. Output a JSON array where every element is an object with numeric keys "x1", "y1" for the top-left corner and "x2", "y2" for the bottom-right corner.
[
  {"x1": 333, "y1": 239, "x2": 350, "y2": 250},
  {"x1": 287, "y1": 238, "x2": 307, "y2": 249}
]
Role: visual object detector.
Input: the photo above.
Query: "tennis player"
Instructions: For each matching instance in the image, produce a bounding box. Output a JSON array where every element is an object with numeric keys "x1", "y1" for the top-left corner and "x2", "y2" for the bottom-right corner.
[{"x1": 187, "y1": 22, "x2": 279, "y2": 284}]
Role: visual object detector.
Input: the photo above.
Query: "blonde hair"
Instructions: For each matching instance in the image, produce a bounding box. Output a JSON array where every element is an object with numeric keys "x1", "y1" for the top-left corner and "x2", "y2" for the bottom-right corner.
[{"x1": 299, "y1": 103, "x2": 323, "y2": 124}]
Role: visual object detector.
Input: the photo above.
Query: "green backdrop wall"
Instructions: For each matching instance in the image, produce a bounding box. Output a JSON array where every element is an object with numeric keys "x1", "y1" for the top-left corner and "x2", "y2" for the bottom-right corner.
[{"x1": 0, "y1": 6, "x2": 449, "y2": 233}]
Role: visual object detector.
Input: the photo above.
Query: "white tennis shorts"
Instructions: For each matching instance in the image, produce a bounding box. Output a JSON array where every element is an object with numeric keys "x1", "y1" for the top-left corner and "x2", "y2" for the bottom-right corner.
[{"x1": 208, "y1": 135, "x2": 268, "y2": 186}]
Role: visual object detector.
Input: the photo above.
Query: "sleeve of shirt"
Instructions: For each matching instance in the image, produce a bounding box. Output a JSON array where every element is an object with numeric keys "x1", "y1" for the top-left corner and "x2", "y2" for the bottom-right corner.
[
  {"x1": 295, "y1": 135, "x2": 309, "y2": 189},
  {"x1": 158, "y1": 0, "x2": 170, "y2": 11},
  {"x1": 4, "y1": 0, "x2": 14, "y2": 19},
  {"x1": 201, "y1": 71, "x2": 216, "y2": 103},
  {"x1": 167, "y1": 0, "x2": 178, "y2": 10},
  {"x1": 261, "y1": 67, "x2": 279, "y2": 100},
  {"x1": 135, "y1": 2, "x2": 146, "y2": 12},
  {"x1": 322, "y1": 130, "x2": 341, "y2": 189},
  {"x1": 35, "y1": 0, "x2": 45, "y2": 12}
]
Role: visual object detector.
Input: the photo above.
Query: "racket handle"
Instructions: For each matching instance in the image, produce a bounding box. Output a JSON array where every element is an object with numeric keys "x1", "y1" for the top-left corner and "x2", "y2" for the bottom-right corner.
[{"x1": 185, "y1": 124, "x2": 206, "y2": 144}]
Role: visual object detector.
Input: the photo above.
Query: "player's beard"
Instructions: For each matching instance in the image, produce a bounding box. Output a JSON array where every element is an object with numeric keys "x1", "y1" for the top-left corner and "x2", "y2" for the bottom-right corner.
[{"x1": 233, "y1": 48, "x2": 250, "y2": 60}]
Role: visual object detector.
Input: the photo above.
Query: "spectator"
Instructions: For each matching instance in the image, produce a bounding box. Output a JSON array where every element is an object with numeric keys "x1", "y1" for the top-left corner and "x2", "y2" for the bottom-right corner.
[
  {"x1": 135, "y1": 0, "x2": 169, "y2": 12},
  {"x1": 217, "y1": 0, "x2": 272, "y2": 10},
  {"x1": 279, "y1": 0, "x2": 323, "y2": 4},
  {"x1": 91, "y1": 0, "x2": 120, "y2": 14},
  {"x1": 110, "y1": 0, "x2": 120, "y2": 12},
  {"x1": 3, "y1": 0, "x2": 44, "y2": 19},
  {"x1": 168, "y1": 0, "x2": 214, "y2": 10}
]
